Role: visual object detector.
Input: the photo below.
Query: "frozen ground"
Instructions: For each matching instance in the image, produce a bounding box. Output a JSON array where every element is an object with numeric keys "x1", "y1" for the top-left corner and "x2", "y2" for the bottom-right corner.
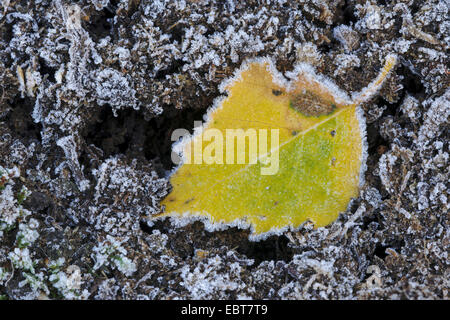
[{"x1": 0, "y1": 0, "x2": 448, "y2": 299}]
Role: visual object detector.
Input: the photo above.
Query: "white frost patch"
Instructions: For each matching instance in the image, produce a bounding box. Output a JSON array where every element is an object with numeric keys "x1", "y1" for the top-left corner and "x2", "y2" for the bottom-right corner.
[
  {"x1": 179, "y1": 254, "x2": 247, "y2": 299},
  {"x1": 16, "y1": 218, "x2": 40, "y2": 248},
  {"x1": 333, "y1": 53, "x2": 360, "y2": 76},
  {"x1": 92, "y1": 235, "x2": 137, "y2": 277},
  {"x1": 417, "y1": 88, "x2": 450, "y2": 146},
  {"x1": 0, "y1": 167, "x2": 31, "y2": 237},
  {"x1": 9, "y1": 247, "x2": 35, "y2": 272},
  {"x1": 364, "y1": 5, "x2": 382, "y2": 30},
  {"x1": 90, "y1": 156, "x2": 168, "y2": 236},
  {"x1": 49, "y1": 259, "x2": 89, "y2": 299},
  {"x1": 93, "y1": 68, "x2": 138, "y2": 115},
  {"x1": 56, "y1": 135, "x2": 90, "y2": 192},
  {"x1": 378, "y1": 152, "x2": 398, "y2": 194},
  {"x1": 333, "y1": 25, "x2": 359, "y2": 52}
]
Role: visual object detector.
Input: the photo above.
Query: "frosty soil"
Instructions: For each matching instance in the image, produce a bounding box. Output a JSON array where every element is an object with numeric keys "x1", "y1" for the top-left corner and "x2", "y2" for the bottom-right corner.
[{"x1": 0, "y1": 0, "x2": 448, "y2": 300}]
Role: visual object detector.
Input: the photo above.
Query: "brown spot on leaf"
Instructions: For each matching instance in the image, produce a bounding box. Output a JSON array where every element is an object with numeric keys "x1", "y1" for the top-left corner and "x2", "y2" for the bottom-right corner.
[{"x1": 290, "y1": 91, "x2": 336, "y2": 117}]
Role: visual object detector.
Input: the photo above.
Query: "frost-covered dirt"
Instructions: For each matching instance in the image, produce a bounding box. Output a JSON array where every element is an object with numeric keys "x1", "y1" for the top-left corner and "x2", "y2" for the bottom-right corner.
[{"x1": 0, "y1": 0, "x2": 448, "y2": 299}]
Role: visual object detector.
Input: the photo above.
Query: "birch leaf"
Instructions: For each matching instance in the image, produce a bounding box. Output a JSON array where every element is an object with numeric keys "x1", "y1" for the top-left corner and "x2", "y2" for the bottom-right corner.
[{"x1": 156, "y1": 55, "x2": 396, "y2": 240}]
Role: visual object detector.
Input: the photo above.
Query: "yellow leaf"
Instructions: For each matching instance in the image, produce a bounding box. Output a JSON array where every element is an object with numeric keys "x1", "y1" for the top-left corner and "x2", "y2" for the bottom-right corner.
[{"x1": 155, "y1": 55, "x2": 397, "y2": 240}]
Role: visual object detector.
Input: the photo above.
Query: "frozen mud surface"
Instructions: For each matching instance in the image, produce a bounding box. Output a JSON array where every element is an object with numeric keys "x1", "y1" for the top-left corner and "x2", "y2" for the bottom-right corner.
[{"x1": 0, "y1": 0, "x2": 448, "y2": 299}]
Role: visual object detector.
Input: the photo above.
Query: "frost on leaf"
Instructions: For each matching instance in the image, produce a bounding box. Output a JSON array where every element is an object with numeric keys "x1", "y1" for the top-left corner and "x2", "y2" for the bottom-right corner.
[{"x1": 155, "y1": 55, "x2": 397, "y2": 240}]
